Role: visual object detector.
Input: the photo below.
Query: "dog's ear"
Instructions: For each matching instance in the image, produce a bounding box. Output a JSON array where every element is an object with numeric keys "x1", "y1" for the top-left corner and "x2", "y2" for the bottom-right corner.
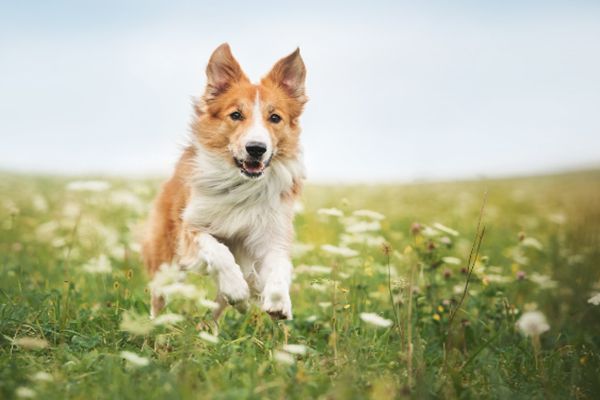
[
  {"x1": 205, "y1": 43, "x2": 248, "y2": 99},
  {"x1": 265, "y1": 48, "x2": 306, "y2": 102}
]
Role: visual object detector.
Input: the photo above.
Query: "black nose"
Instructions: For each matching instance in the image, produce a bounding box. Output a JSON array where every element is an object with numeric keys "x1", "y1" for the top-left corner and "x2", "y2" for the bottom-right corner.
[{"x1": 245, "y1": 141, "x2": 267, "y2": 158}]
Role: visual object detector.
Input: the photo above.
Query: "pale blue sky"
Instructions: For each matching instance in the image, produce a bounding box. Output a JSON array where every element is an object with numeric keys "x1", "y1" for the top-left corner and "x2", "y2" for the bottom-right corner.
[{"x1": 1, "y1": 1, "x2": 599, "y2": 182}]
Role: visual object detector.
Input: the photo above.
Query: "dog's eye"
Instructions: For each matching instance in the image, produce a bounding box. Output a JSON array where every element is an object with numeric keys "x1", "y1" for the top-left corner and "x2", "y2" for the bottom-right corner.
[
  {"x1": 229, "y1": 111, "x2": 243, "y2": 121},
  {"x1": 269, "y1": 113, "x2": 282, "y2": 124}
]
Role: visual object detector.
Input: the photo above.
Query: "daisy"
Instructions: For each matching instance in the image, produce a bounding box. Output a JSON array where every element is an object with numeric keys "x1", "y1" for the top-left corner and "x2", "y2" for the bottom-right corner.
[
  {"x1": 360, "y1": 312, "x2": 393, "y2": 328},
  {"x1": 282, "y1": 344, "x2": 308, "y2": 356},
  {"x1": 432, "y1": 222, "x2": 459, "y2": 237},
  {"x1": 198, "y1": 332, "x2": 219, "y2": 344},
  {"x1": 353, "y1": 209, "x2": 385, "y2": 220},
  {"x1": 588, "y1": 293, "x2": 600, "y2": 306},
  {"x1": 317, "y1": 208, "x2": 344, "y2": 217},
  {"x1": 273, "y1": 350, "x2": 295, "y2": 365},
  {"x1": 152, "y1": 313, "x2": 184, "y2": 326},
  {"x1": 120, "y1": 351, "x2": 150, "y2": 367},
  {"x1": 321, "y1": 244, "x2": 358, "y2": 257},
  {"x1": 66, "y1": 180, "x2": 110, "y2": 192}
]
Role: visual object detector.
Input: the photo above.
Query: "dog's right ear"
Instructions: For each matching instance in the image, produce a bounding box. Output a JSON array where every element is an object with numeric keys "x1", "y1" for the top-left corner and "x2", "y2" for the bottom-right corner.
[{"x1": 205, "y1": 43, "x2": 248, "y2": 100}]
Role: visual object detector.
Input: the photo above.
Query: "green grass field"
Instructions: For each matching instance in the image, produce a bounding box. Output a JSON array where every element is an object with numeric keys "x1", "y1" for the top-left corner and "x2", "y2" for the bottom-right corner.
[{"x1": 1, "y1": 170, "x2": 599, "y2": 399}]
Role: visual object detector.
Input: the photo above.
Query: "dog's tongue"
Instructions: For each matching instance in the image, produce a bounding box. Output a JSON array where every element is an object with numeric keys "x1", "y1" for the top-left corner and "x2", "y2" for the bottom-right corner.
[{"x1": 244, "y1": 160, "x2": 263, "y2": 173}]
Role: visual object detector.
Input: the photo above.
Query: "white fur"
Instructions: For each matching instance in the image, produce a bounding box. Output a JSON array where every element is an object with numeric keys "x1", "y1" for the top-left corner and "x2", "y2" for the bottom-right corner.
[
  {"x1": 245, "y1": 93, "x2": 272, "y2": 156},
  {"x1": 180, "y1": 141, "x2": 305, "y2": 319},
  {"x1": 228, "y1": 92, "x2": 273, "y2": 161}
]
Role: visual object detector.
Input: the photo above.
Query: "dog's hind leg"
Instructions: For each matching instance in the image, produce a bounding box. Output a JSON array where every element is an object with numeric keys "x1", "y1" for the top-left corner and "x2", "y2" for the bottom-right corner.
[
  {"x1": 211, "y1": 293, "x2": 229, "y2": 320},
  {"x1": 150, "y1": 290, "x2": 165, "y2": 319}
]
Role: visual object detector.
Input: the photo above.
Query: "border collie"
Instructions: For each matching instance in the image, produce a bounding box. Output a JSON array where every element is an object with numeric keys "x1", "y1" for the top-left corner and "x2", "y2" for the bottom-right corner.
[{"x1": 142, "y1": 43, "x2": 307, "y2": 321}]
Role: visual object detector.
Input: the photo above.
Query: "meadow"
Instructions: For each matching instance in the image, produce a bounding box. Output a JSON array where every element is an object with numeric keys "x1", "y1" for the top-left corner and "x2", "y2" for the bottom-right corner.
[{"x1": 1, "y1": 170, "x2": 599, "y2": 399}]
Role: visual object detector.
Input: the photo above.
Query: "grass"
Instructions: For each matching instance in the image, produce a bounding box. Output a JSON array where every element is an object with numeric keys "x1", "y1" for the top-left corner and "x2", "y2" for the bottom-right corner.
[{"x1": 1, "y1": 169, "x2": 599, "y2": 399}]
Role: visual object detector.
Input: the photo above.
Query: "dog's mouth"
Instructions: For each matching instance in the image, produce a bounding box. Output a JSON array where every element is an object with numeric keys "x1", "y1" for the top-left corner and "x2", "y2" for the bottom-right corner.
[{"x1": 235, "y1": 158, "x2": 270, "y2": 178}]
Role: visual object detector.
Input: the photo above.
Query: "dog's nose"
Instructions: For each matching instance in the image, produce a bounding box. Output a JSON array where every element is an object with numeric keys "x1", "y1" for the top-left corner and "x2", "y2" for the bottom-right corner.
[{"x1": 245, "y1": 141, "x2": 267, "y2": 158}]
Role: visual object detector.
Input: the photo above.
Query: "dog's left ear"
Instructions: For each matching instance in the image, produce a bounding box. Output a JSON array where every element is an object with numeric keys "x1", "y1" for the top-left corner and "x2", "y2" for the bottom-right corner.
[{"x1": 265, "y1": 48, "x2": 306, "y2": 102}]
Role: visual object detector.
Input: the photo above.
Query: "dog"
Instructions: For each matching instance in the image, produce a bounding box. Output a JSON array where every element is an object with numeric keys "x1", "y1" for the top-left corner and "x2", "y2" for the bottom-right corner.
[{"x1": 142, "y1": 43, "x2": 307, "y2": 321}]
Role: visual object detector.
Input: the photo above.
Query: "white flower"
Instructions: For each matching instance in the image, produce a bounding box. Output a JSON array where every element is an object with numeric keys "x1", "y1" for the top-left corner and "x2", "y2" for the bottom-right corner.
[
  {"x1": 157, "y1": 283, "x2": 202, "y2": 300},
  {"x1": 548, "y1": 213, "x2": 567, "y2": 225},
  {"x1": 110, "y1": 190, "x2": 145, "y2": 213},
  {"x1": 485, "y1": 274, "x2": 512, "y2": 284},
  {"x1": 32, "y1": 195, "x2": 48, "y2": 212},
  {"x1": 199, "y1": 298, "x2": 220, "y2": 310},
  {"x1": 273, "y1": 350, "x2": 295, "y2": 365},
  {"x1": 30, "y1": 371, "x2": 53, "y2": 382},
  {"x1": 66, "y1": 180, "x2": 110, "y2": 192},
  {"x1": 62, "y1": 202, "x2": 81, "y2": 218},
  {"x1": 516, "y1": 311, "x2": 550, "y2": 336},
  {"x1": 305, "y1": 315, "x2": 318, "y2": 323},
  {"x1": 441, "y1": 256, "x2": 461, "y2": 265},
  {"x1": 522, "y1": 237, "x2": 543, "y2": 251},
  {"x1": 317, "y1": 208, "x2": 344, "y2": 217},
  {"x1": 149, "y1": 263, "x2": 186, "y2": 295},
  {"x1": 453, "y1": 284, "x2": 466, "y2": 295},
  {"x1": 340, "y1": 233, "x2": 386, "y2": 248},
  {"x1": 282, "y1": 344, "x2": 308, "y2": 356},
  {"x1": 82, "y1": 254, "x2": 112, "y2": 274},
  {"x1": 35, "y1": 221, "x2": 60, "y2": 242},
  {"x1": 360, "y1": 312, "x2": 393, "y2": 328},
  {"x1": 198, "y1": 332, "x2": 219, "y2": 344},
  {"x1": 51, "y1": 238, "x2": 66, "y2": 248},
  {"x1": 529, "y1": 273, "x2": 557, "y2": 289},
  {"x1": 432, "y1": 223, "x2": 459, "y2": 237},
  {"x1": 421, "y1": 226, "x2": 440, "y2": 237},
  {"x1": 120, "y1": 351, "x2": 149, "y2": 367},
  {"x1": 16, "y1": 387, "x2": 36, "y2": 398},
  {"x1": 152, "y1": 313, "x2": 184, "y2": 326},
  {"x1": 318, "y1": 302, "x2": 332, "y2": 309},
  {"x1": 321, "y1": 244, "x2": 358, "y2": 257},
  {"x1": 295, "y1": 265, "x2": 332, "y2": 275},
  {"x1": 588, "y1": 293, "x2": 600, "y2": 306},
  {"x1": 120, "y1": 311, "x2": 154, "y2": 335},
  {"x1": 311, "y1": 283, "x2": 328, "y2": 292},
  {"x1": 13, "y1": 337, "x2": 48, "y2": 350},
  {"x1": 345, "y1": 221, "x2": 381, "y2": 234},
  {"x1": 353, "y1": 209, "x2": 385, "y2": 220}
]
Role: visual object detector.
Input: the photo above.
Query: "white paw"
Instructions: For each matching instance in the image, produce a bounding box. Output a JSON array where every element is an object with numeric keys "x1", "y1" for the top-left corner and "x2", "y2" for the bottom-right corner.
[
  {"x1": 218, "y1": 270, "x2": 250, "y2": 311},
  {"x1": 261, "y1": 284, "x2": 292, "y2": 320}
]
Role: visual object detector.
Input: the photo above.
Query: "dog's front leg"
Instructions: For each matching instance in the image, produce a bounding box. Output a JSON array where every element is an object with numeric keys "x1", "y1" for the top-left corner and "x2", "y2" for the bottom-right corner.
[
  {"x1": 181, "y1": 232, "x2": 250, "y2": 313},
  {"x1": 259, "y1": 251, "x2": 293, "y2": 320}
]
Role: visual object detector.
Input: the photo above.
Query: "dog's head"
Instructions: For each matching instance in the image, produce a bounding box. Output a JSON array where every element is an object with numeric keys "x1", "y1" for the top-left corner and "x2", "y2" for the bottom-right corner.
[{"x1": 193, "y1": 43, "x2": 307, "y2": 179}]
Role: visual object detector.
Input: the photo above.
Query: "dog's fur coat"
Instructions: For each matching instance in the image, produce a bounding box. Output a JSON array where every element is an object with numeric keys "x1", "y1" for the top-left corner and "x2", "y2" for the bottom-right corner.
[{"x1": 142, "y1": 43, "x2": 307, "y2": 320}]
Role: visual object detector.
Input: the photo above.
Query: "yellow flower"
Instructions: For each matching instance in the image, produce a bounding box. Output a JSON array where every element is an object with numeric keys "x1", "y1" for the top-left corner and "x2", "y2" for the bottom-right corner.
[
  {"x1": 433, "y1": 314, "x2": 441, "y2": 321},
  {"x1": 437, "y1": 305, "x2": 444, "y2": 313}
]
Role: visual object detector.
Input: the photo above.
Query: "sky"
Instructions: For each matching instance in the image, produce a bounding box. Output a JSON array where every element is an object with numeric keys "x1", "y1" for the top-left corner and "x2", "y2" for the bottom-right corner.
[{"x1": 1, "y1": 1, "x2": 599, "y2": 182}]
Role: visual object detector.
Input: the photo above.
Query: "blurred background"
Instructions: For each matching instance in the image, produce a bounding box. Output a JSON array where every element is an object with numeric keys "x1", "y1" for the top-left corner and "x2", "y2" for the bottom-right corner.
[{"x1": 1, "y1": 0, "x2": 599, "y2": 182}]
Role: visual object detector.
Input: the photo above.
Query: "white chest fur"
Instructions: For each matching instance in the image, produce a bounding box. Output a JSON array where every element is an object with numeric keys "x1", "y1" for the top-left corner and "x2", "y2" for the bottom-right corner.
[{"x1": 182, "y1": 145, "x2": 305, "y2": 253}]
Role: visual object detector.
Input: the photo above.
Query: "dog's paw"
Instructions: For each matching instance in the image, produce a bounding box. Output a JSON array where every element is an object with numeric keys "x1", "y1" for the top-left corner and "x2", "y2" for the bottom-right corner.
[
  {"x1": 218, "y1": 271, "x2": 250, "y2": 311},
  {"x1": 261, "y1": 284, "x2": 292, "y2": 320}
]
